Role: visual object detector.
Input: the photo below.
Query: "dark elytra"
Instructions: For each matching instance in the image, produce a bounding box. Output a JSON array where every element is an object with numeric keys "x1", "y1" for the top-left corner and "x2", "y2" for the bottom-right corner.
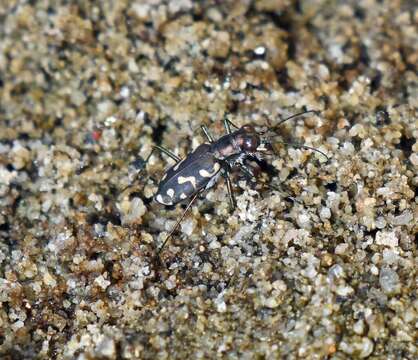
[{"x1": 155, "y1": 144, "x2": 222, "y2": 206}]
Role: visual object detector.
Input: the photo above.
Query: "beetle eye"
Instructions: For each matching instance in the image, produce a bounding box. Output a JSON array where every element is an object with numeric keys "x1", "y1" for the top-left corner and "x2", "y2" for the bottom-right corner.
[{"x1": 243, "y1": 136, "x2": 259, "y2": 151}]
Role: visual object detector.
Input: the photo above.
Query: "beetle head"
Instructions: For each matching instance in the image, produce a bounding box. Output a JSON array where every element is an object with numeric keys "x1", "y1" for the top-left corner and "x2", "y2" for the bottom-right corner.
[{"x1": 236, "y1": 125, "x2": 261, "y2": 153}]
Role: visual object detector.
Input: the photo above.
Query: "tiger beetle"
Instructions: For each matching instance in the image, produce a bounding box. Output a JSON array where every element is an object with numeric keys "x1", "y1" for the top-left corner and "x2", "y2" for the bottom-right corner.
[{"x1": 142, "y1": 110, "x2": 329, "y2": 254}]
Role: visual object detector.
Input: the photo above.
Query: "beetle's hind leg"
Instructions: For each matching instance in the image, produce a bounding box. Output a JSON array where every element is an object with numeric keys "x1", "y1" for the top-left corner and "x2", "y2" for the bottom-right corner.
[
  {"x1": 157, "y1": 190, "x2": 201, "y2": 255},
  {"x1": 122, "y1": 145, "x2": 181, "y2": 194},
  {"x1": 146, "y1": 145, "x2": 181, "y2": 164},
  {"x1": 129, "y1": 145, "x2": 181, "y2": 183}
]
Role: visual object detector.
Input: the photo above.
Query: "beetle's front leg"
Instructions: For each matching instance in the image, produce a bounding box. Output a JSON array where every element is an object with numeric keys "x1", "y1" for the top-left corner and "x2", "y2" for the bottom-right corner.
[
  {"x1": 232, "y1": 156, "x2": 260, "y2": 182},
  {"x1": 238, "y1": 163, "x2": 259, "y2": 184}
]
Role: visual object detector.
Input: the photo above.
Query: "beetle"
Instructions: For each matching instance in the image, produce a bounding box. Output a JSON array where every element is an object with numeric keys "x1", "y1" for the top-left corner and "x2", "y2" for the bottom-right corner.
[
  {"x1": 154, "y1": 124, "x2": 263, "y2": 207},
  {"x1": 143, "y1": 110, "x2": 328, "y2": 253}
]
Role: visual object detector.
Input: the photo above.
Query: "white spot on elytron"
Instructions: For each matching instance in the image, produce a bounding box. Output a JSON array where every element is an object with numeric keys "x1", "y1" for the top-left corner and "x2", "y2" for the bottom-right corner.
[
  {"x1": 199, "y1": 169, "x2": 212, "y2": 178},
  {"x1": 180, "y1": 193, "x2": 187, "y2": 200},
  {"x1": 166, "y1": 188, "x2": 175, "y2": 198},
  {"x1": 161, "y1": 172, "x2": 167, "y2": 181},
  {"x1": 178, "y1": 176, "x2": 197, "y2": 189},
  {"x1": 199, "y1": 162, "x2": 221, "y2": 178},
  {"x1": 156, "y1": 194, "x2": 172, "y2": 205}
]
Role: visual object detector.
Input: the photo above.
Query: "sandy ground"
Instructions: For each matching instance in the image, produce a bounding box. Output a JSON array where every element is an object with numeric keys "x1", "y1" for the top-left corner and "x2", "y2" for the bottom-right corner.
[{"x1": 0, "y1": 1, "x2": 417, "y2": 359}]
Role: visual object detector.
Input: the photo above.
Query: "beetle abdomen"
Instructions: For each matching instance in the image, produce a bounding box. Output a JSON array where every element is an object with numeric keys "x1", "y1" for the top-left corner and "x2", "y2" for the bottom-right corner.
[{"x1": 155, "y1": 144, "x2": 222, "y2": 205}]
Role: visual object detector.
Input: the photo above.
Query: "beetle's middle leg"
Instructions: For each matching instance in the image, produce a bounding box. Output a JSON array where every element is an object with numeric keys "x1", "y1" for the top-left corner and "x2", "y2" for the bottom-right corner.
[{"x1": 201, "y1": 125, "x2": 236, "y2": 210}]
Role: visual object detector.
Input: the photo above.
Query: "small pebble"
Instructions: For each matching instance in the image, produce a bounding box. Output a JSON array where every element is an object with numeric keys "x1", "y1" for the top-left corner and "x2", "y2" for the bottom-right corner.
[{"x1": 379, "y1": 268, "x2": 401, "y2": 295}]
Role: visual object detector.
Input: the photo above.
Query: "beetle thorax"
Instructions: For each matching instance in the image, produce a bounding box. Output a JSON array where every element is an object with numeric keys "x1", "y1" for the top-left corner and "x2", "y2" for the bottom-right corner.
[
  {"x1": 211, "y1": 134, "x2": 241, "y2": 159},
  {"x1": 210, "y1": 125, "x2": 261, "y2": 160}
]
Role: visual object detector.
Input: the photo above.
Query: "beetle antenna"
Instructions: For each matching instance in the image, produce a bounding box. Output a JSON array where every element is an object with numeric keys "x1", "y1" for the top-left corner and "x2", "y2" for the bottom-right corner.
[
  {"x1": 279, "y1": 141, "x2": 329, "y2": 161},
  {"x1": 263, "y1": 109, "x2": 329, "y2": 161},
  {"x1": 272, "y1": 109, "x2": 320, "y2": 130},
  {"x1": 157, "y1": 191, "x2": 200, "y2": 255},
  {"x1": 270, "y1": 140, "x2": 329, "y2": 162}
]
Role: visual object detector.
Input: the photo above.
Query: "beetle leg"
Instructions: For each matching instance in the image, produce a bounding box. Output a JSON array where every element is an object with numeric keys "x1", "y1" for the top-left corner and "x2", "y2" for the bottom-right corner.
[
  {"x1": 221, "y1": 167, "x2": 236, "y2": 211},
  {"x1": 223, "y1": 154, "x2": 257, "y2": 182},
  {"x1": 223, "y1": 115, "x2": 240, "y2": 134},
  {"x1": 157, "y1": 190, "x2": 201, "y2": 255},
  {"x1": 202, "y1": 125, "x2": 236, "y2": 210},
  {"x1": 122, "y1": 145, "x2": 180, "y2": 194},
  {"x1": 238, "y1": 163, "x2": 257, "y2": 183},
  {"x1": 146, "y1": 145, "x2": 181, "y2": 164},
  {"x1": 201, "y1": 125, "x2": 214, "y2": 143},
  {"x1": 224, "y1": 169, "x2": 236, "y2": 210}
]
